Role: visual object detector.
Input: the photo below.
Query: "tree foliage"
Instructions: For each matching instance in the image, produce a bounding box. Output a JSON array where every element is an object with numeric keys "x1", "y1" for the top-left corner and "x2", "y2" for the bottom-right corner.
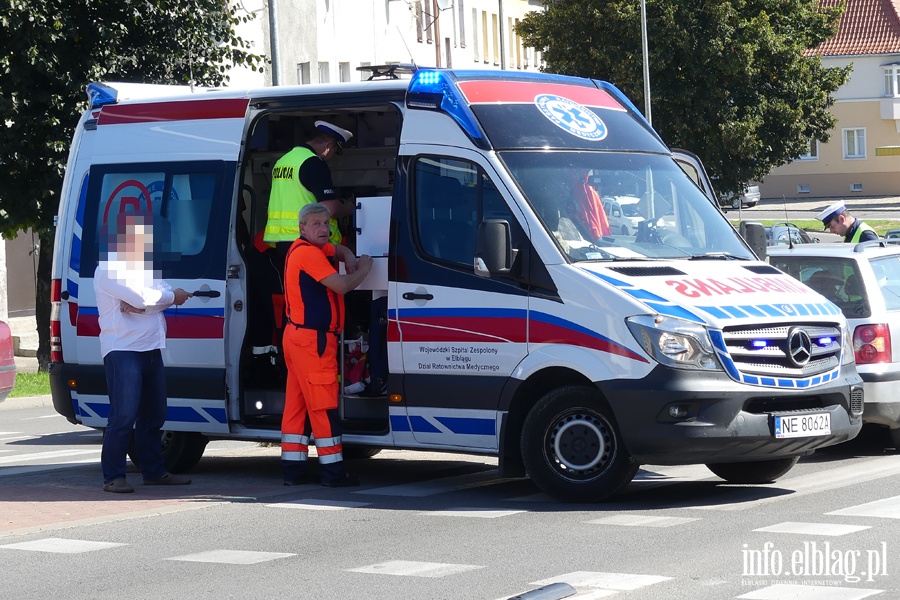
[
  {"x1": 517, "y1": 0, "x2": 850, "y2": 196},
  {"x1": 0, "y1": 0, "x2": 264, "y2": 367}
]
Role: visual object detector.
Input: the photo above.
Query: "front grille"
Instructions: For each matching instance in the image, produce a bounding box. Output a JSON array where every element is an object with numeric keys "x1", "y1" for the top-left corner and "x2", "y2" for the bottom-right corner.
[{"x1": 721, "y1": 323, "x2": 842, "y2": 378}]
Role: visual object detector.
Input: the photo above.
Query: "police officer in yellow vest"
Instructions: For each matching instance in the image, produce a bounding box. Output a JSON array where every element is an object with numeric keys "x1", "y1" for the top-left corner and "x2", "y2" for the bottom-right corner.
[
  {"x1": 816, "y1": 200, "x2": 878, "y2": 244},
  {"x1": 264, "y1": 120, "x2": 354, "y2": 258}
]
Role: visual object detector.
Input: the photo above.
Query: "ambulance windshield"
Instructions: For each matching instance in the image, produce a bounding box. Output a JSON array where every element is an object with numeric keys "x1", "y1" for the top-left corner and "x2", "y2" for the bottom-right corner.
[{"x1": 502, "y1": 151, "x2": 754, "y2": 262}]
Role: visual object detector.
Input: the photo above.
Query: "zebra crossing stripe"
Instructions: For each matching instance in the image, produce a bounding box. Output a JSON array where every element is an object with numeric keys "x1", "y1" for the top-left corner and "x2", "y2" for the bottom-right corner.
[
  {"x1": 347, "y1": 560, "x2": 484, "y2": 578},
  {"x1": 753, "y1": 522, "x2": 871, "y2": 536},
  {"x1": 737, "y1": 583, "x2": 883, "y2": 599},
  {"x1": 531, "y1": 571, "x2": 672, "y2": 591},
  {"x1": 167, "y1": 550, "x2": 295, "y2": 564},
  {"x1": 587, "y1": 514, "x2": 699, "y2": 527},
  {"x1": 0, "y1": 537, "x2": 125, "y2": 554},
  {"x1": 828, "y1": 495, "x2": 900, "y2": 519}
]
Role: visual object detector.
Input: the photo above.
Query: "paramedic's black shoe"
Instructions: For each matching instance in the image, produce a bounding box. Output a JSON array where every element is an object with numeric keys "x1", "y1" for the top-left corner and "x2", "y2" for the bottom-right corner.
[
  {"x1": 321, "y1": 473, "x2": 360, "y2": 488},
  {"x1": 283, "y1": 474, "x2": 319, "y2": 486}
]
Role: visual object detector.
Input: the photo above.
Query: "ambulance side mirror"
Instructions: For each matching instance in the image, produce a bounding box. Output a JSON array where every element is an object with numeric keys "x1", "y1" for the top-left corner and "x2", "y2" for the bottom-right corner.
[
  {"x1": 475, "y1": 219, "x2": 512, "y2": 277},
  {"x1": 739, "y1": 221, "x2": 767, "y2": 260}
]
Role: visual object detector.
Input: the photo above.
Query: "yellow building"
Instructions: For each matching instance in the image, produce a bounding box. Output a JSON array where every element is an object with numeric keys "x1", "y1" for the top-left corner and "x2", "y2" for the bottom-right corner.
[{"x1": 761, "y1": 0, "x2": 900, "y2": 199}]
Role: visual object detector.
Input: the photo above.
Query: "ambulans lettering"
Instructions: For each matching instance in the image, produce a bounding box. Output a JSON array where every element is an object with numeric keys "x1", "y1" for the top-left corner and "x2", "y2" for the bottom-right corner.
[
  {"x1": 665, "y1": 276, "x2": 812, "y2": 298},
  {"x1": 535, "y1": 94, "x2": 608, "y2": 142},
  {"x1": 271, "y1": 165, "x2": 294, "y2": 180}
]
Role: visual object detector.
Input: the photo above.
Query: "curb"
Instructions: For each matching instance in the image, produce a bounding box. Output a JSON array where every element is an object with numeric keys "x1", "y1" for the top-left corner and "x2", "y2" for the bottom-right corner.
[{"x1": 0, "y1": 394, "x2": 53, "y2": 411}]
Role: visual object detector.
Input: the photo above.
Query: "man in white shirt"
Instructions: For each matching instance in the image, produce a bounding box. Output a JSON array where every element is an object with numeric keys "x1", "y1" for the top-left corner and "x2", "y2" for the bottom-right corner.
[{"x1": 94, "y1": 213, "x2": 192, "y2": 493}]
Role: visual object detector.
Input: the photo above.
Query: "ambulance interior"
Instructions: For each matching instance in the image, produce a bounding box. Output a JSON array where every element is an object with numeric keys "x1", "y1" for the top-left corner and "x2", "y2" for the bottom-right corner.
[{"x1": 237, "y1": 104, "x2": 403, "y2": 432}]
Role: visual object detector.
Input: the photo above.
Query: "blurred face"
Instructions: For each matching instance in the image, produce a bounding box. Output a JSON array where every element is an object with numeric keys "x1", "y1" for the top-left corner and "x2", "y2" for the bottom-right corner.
[
  {"x1": 114, "y1": 222, "x2": 153, "y2": 264},
  {"x1": 300, "y1": 212, "x2": 330, "y2": 247}
]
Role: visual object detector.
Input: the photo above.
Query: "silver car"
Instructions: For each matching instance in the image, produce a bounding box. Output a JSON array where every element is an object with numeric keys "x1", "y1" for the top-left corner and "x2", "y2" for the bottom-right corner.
[{"x1": 769, "y1": 242, "x2": 900, "y2": 445}]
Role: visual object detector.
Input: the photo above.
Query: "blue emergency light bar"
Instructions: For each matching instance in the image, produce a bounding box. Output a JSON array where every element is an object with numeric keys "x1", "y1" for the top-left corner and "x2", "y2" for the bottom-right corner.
[
  {"x1": 406, "y1": 69, "x2": 489, "y2": 149},
  {"x1": 86, "y1": 83, "x2": 118, "y2": 109}
]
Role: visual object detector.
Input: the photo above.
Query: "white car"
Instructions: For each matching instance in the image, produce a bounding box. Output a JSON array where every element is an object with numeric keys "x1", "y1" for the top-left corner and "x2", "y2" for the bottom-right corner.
[
  {"x1": 722, "y1": 184, "x2": 761, "y2": 210},
  {"x1": 769, "y1": 242, "x2": 900, "y2": 445},
  {"x1": 602, "y1": 195, "x2": 644, "y2": 235}
]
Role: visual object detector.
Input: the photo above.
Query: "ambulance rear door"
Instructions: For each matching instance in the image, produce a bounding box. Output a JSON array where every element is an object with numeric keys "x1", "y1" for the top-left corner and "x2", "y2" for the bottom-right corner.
[{"x1": 71, "y1": 94, "x2": 248, "y2": 434}]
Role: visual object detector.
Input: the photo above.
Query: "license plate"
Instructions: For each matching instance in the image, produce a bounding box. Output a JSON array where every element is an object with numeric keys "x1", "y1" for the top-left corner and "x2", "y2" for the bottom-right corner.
[{"x1": 774, "y1": 413, "x2": 831, "y2": 438}]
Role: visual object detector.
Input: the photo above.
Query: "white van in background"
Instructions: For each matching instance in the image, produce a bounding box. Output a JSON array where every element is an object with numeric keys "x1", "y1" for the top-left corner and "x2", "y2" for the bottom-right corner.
[{"x1": 49, "y1": 67, "x2": 863, "y2": 502}]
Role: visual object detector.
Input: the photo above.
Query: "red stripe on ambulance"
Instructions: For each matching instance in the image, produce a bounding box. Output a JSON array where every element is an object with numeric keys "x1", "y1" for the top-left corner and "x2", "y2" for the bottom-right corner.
[
  {"x1": 457, "y1": 80, "x2": 625, "y2": 110},
  {"x1": 76, "y1": 314, "x2": 224, "y2": 339},
  {"x1": 97, "y1": 98, "x2": 249, "y2": 125}
]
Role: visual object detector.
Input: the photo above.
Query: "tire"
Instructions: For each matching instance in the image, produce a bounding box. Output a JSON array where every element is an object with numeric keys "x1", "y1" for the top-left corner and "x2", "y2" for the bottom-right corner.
[
  {"x1": 342, "y1": 446, "x2": 382, "y2": 459},
  {"x1": 128, "y1": 431, "x2": 208, "y2": 474},
  {"x1": 889, "y1": 428, "x2": 900, "y2": 449},
  {"x1": 706, "y1": 456, "x2": 799, "y2": 484},
  {"x1": 521, "y1": 385, "x2": 638, "y2": 503}
]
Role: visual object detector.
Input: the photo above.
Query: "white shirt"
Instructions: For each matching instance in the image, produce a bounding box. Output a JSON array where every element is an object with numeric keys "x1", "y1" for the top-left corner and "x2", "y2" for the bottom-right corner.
[{"x1": 93, "y1": 257, "x2": 175, "y2": 357}]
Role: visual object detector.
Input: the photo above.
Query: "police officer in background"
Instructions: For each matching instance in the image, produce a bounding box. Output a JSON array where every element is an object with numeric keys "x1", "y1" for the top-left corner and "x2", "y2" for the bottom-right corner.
[
  {"x1": 264, "y1": 120, "x2": 354, "y2": 261},
  {"x1": 816, "y1": 200, "x2": 878, "y2": 243}
]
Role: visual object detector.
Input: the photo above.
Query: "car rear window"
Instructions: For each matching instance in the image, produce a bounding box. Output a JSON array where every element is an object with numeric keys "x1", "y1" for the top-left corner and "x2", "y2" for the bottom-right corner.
[
  {"x1": 770, "y1": 256, "x2": 870, "y2": 318},
  {"x1": 870, "y1": 256, "x2": 900, "y2": 311}
]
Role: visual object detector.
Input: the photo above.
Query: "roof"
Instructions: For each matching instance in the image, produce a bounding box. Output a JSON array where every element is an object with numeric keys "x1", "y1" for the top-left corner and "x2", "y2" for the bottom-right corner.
[
  {"x1": 810, "y1": 0, "x2": 900, "y2": 56},
  {"x1": 767, "y1": 240, "x2": 900, "y2": 257}
]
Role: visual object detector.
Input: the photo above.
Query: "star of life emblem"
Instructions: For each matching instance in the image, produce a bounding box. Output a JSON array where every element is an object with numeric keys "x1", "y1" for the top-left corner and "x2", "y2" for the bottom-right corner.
[{"x1": 534, "y1": 94, "x2": 607, "y2": 141}]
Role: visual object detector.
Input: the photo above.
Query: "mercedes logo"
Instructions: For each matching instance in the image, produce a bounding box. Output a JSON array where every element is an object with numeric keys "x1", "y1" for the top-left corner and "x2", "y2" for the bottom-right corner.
[{"x1": 787, "y1": 328, "x2": 812, "y2": 367}]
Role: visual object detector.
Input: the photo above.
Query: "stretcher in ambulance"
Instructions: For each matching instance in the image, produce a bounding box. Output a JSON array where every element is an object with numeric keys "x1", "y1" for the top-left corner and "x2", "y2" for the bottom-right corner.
[{"x1": 49, "y1": 68, "x2": 863, "y2": 502}]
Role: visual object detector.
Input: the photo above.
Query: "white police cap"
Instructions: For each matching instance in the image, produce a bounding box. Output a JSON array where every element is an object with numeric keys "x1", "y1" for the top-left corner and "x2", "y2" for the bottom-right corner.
[
  {"x1": 314, "y1": 120, "x2": 353, "y2": 146},
  {"x1": 815, "y1": 200, "x2": 846, "y2": 227}
]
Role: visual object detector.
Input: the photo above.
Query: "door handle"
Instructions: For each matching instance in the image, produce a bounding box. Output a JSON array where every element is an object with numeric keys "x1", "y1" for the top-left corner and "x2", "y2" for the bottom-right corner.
[
  {"x1": 192, "y1": 290, "x2": 221, "y2": 298},
  {"x1": 402, "y1": 292, "x2": 433, "y2": 301}
]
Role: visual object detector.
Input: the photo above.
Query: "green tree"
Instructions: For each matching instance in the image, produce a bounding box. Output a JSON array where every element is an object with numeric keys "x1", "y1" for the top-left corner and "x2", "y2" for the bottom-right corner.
[
  {"x1": 517, "y1": 0, "x2": 850, "y2": 198},
  {"x1": 0, "y1": 0, "x2": 264, "y2": 369}
]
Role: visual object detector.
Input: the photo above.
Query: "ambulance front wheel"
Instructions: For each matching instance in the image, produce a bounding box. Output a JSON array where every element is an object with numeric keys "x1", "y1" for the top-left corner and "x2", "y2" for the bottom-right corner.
[
  {"x1": 127, "y1": 431, "x2": 208, "y2": 474},
  {"x1": 705, "y1": 456, "x2": 799, "y2": 484},
  {"x1": 521, "y1": 385, "x2": 638, "y2": 503}
]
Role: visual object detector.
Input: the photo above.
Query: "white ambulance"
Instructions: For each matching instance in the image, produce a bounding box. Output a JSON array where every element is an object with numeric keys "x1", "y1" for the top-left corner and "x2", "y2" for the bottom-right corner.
[{"x1": 50, "y1": 67, "x2": 863, "y2": 502}]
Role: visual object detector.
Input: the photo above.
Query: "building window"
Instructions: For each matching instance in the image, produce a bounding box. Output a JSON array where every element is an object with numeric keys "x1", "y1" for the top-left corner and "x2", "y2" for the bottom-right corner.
[
  {"x1": 359, "y1": 61, "x2": 370, "y2": 81},
  {"x1": 297, "y1": 62, "x2": 310, "y2": 85},
  {"x1": 797, "y1": 184, "x2": 810, "y2": 194},
  {"x1": 799, "y1": 139, "x2": 818, "y2": 161},
  {"x1": 883, "y1": 64, "x2": 900, "y2": 97},
  {"x1": 458, "y1": 0, "x2": 466, "y2": 47},
  {"x1": 416, "y1": 1, "x2": 423, "y2": 43},
  {"x1": 843, "y1": 128, "x2": 866, "y2": 159},
  {"x1": 318, "y1": 62, "x2": 330, "y2": 84},
  {"x1": 339, "y1": 62, "x2": 351, "y2": 83},
  {"x1": 471, "y1": 8, "x2": 479, "y2": 61},
  {"x1": 492, "y1": 13, "x2": 499, "y2": 65},
  {"x1": 482, "y1": 11, "x2": 489, "y2": 64}
]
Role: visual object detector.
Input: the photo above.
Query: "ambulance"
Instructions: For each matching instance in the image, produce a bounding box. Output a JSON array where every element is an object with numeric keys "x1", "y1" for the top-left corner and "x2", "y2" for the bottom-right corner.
[{"x1": 49, "y1": 67, "x2": 863, "y2": 502}]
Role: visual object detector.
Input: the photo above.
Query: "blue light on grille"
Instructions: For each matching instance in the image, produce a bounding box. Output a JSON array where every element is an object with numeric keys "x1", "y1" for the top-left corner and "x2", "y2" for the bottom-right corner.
[{"x1": 750, "y1": 340, "x2": 768, "y2": 348}]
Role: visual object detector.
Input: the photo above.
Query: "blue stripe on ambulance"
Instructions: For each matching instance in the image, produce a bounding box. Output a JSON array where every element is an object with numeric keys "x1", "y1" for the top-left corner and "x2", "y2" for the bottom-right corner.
[
  {"x1": 68, "y1": 173, "x2": 89, "y2": 299},
  {"x1": 589, "y1": 271, "x2": 707, "y2": 324}
]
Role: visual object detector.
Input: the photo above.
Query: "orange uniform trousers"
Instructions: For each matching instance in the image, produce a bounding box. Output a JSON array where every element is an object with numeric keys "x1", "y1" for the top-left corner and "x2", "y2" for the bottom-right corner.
[{"x1": 281, "y1": 326, "x2": 346, "y2": 483}]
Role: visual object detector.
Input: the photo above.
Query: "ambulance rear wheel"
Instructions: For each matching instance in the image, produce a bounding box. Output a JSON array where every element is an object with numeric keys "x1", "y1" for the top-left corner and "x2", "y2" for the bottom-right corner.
[
  {"x1": 706, "y1": 456, "x2": 799, "y2": 484},
  {"x1": 127, "y1": 431, "x2": 208, "y2": 474},
  {"x1": 521, "y1": 385, "x2": 638, "y2": 503}
]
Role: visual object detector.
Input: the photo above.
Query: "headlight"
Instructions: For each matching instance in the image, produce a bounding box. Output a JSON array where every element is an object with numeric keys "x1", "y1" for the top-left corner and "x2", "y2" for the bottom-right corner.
[
  {"x1": 626, "y1": 315, "x2": 721, "y2": 371},
  {"x1": 841, "y1": 323, "x2": 855, "y2": 365}
]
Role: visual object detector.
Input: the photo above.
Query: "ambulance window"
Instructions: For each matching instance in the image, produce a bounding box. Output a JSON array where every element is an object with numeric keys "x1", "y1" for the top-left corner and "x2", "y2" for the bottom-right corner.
[
  {"x1": 81, "y1": 162, "x2": 230, "y2": 279},
  {"x1": 413, "y1": 157, "x2": 515, "y2": 269}
]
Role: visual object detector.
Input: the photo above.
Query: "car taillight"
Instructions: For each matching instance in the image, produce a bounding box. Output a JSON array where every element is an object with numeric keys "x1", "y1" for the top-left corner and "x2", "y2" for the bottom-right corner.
[
  {"x1": 853, "y1": 324, "x2": 892, "y2": 364},
  {"x1": 50, "y1": 278, "x2": 63, "y2": 363}
]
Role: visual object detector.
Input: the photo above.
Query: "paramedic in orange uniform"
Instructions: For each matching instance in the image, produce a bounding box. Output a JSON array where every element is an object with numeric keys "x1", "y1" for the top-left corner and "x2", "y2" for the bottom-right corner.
[{"x1": 281, "y1": 202, "x2": 373, "y2": 487}]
